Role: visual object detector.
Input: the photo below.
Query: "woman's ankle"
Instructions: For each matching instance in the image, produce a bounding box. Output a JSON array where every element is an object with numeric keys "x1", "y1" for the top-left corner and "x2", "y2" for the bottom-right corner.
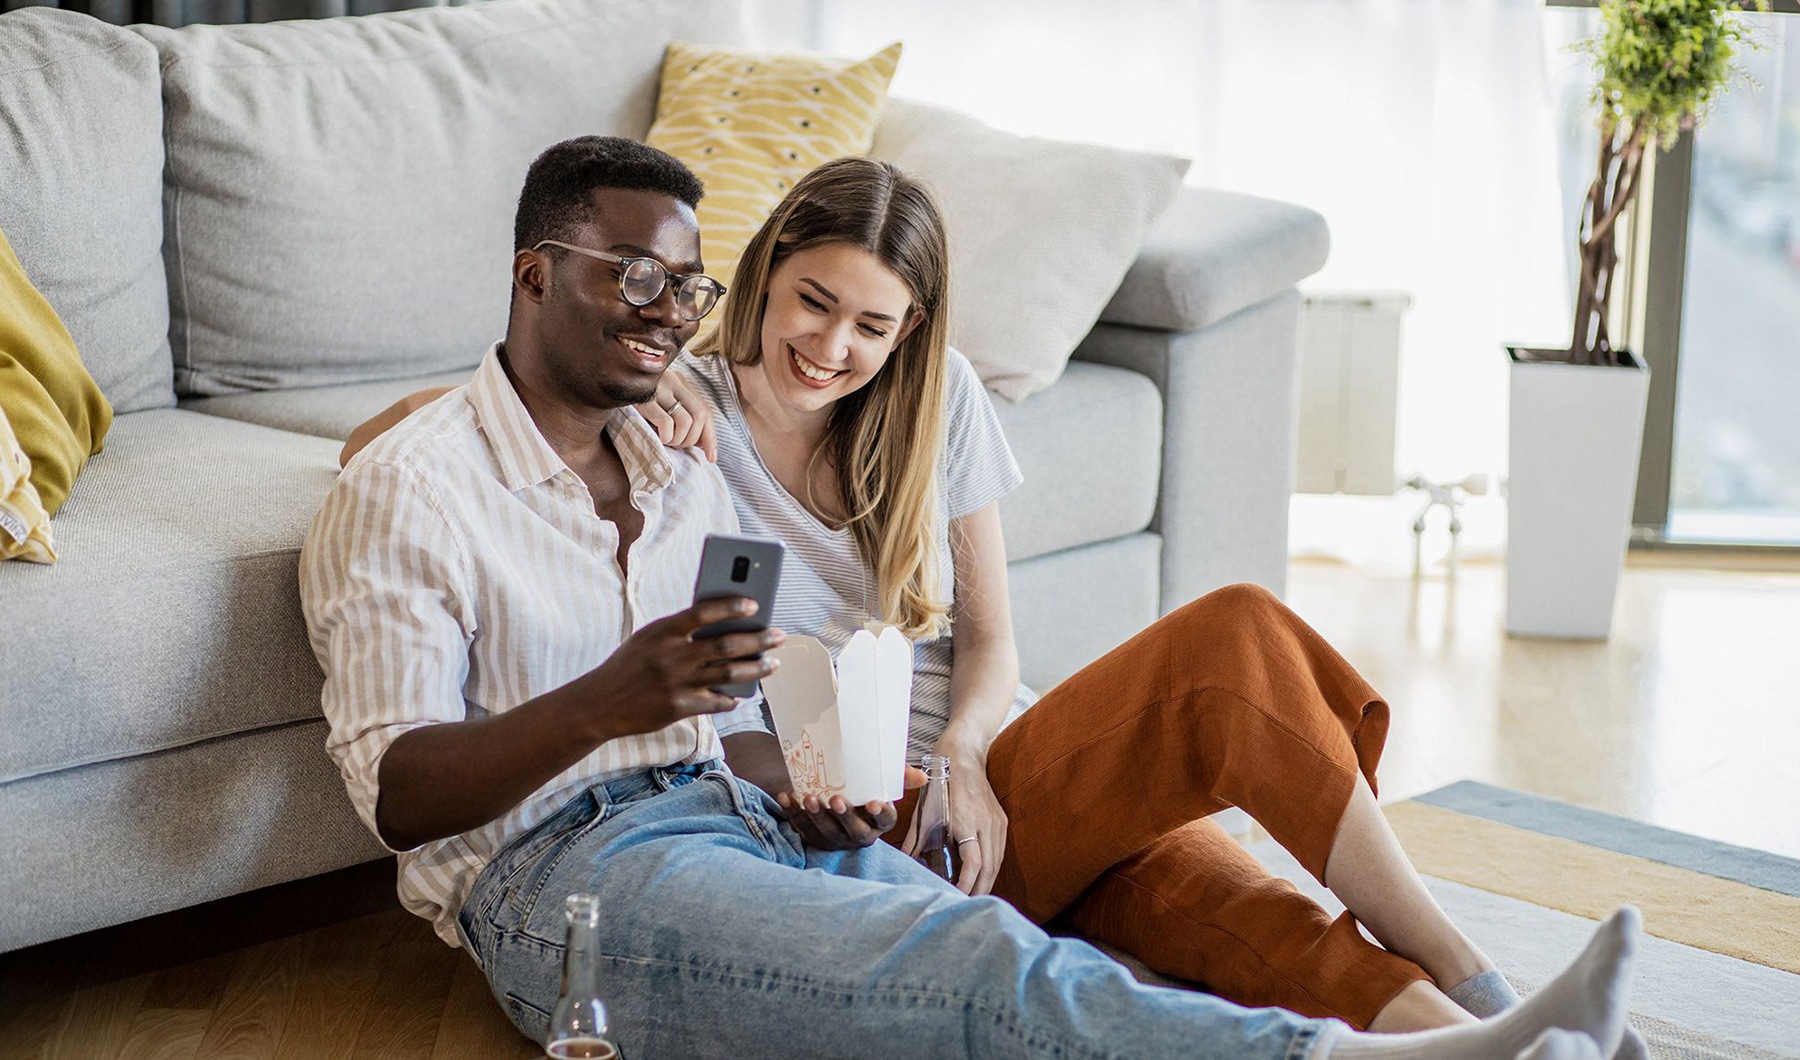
[
  {"x1": 1366, "y1": 979, "x2": 1478, "y2": 1033},
  {"x1": 1436, "y1": 945, "x2": 1499, "y2": 994}
]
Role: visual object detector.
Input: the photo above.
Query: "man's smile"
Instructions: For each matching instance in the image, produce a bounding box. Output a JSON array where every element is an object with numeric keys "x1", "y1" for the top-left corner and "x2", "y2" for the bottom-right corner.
[{"x1": 618, "y1": 335, "x2": 673, "y2": 370}]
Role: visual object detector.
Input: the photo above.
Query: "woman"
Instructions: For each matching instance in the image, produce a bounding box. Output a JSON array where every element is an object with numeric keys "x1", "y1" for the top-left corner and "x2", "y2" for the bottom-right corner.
[{"x1": 343, "y1": 158, "x2": 1634, "y2": 1052}]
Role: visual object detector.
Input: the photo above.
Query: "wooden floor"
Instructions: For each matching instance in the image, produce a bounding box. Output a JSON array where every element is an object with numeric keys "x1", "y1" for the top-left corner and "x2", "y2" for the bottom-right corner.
[
  {"x1": 1284, "y1": 556, "x2": 1800, "y2": 861},
  {"x1": 2, "y1": 555, "x2": 1796, "y2": 1058},
  {"x1": 0, "y1": 861, "x2": 537, "y2": 1060}
]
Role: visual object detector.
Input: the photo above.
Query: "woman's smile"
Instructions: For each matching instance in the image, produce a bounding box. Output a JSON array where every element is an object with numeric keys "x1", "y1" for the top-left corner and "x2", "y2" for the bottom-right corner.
[{"x1": 787, "y1": 344, "x2": 846, "y2": 388}]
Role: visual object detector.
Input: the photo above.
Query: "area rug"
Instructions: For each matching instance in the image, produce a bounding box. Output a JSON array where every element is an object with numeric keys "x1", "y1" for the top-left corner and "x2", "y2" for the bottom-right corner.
[{"x1": 1243, "y1": 781, "x2": 1800, "y2": 1058}]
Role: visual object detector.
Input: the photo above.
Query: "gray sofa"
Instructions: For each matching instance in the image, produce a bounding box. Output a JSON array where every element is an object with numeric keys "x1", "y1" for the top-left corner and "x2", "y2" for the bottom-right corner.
[{"x1": 0, "y1": 0, "x2": 1327, "y2": 953}]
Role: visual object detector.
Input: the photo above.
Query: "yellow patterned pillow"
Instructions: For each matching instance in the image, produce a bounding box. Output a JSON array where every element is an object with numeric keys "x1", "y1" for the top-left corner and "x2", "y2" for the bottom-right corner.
[
  {"x1": 1, "y1": 224, "x2": 111, "y2": 518},
  {"x1": 0, "y1": 403, "x2": 56, "y2": 564},
  {"x1": 646, "y1": 40, "x2": 903, "y2": 311}
]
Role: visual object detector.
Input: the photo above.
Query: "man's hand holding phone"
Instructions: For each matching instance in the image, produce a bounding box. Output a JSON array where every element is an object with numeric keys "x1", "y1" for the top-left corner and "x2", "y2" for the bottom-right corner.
[{"x1": 579, "y1": 599, "x2": 784, "y2": 738}]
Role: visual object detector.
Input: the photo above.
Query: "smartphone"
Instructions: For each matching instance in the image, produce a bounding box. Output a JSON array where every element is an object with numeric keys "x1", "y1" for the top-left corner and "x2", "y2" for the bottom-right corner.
[{"x1": 691, "y1": 534, "x2": 786, "y2": 698}]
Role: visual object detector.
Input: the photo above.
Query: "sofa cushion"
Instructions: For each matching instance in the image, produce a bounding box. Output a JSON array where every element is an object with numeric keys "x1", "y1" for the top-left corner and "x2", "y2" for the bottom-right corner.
[
  {"x1": 1008, "y1": 533, "x2": 1160, "y2": 694},
  {"x1": 134, "y1": 0, "x2": 745, "y2": 398},
  {"x1": 871, "y1": 98, "x2": 1189, "y2": 402},
  {"x1": 0, "y1": 409, "x2": 340, "y2": 785},
  {"x1": 0, "y1": 8, "x2": 173, "y2": 415},
  {"x1": 0, "y1": 719, "x2": 387, "y2": 953},
  {"x1": 181, "y1": 366, "x2": 478, "y2": 440},
  {"x1": 992, "y1": 361, "x2": 1161, "y2": 564},
  {"x1": 1099, "y1": 187, "x2": 1331, "y2": 333}
]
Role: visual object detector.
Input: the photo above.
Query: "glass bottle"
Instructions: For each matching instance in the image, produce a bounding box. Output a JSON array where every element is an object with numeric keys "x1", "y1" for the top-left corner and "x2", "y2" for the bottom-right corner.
[
  {"x1": 909, "y1": 754, "x2": 959, "y2": 883},
  {"x1": 545, "y1": 893, "x2": 624, "y2": 1060}
]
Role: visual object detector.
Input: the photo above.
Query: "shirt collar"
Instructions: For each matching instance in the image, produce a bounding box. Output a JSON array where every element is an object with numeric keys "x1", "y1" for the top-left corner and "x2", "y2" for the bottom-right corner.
[{"x1": 469, "y1": 342, "x2": 675, "y2": 495}]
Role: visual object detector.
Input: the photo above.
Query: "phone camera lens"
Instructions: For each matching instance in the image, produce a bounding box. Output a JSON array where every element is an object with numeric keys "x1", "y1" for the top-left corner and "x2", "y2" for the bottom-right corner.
[{"x1": 730, "y1": 556, "x2": 750, "y2": 582}]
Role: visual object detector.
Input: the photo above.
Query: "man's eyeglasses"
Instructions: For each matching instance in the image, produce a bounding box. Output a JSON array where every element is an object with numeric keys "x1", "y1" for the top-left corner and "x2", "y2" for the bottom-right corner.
[{"x1": 533, "y1": 240, "x2": 726, "y2": 322}]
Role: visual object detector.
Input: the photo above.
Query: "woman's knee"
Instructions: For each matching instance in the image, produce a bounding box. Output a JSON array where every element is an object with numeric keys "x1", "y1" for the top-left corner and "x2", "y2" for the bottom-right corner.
[
  {"x1": 1151, "y1": 582, "x2": 1296, "y2": 673},
  {"x1": 1177, "y1": 582, "x2": 1286, "y2": 626}
]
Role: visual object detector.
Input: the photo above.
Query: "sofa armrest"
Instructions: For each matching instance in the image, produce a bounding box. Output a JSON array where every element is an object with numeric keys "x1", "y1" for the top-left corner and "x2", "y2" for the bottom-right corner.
[
  {"x1": 1071, "y1": 187, "x2": 1328, "y2": 608},
  {"x1": 1099, "y1": 186, "x2": 1329, "y2": 334},
  {"x1": 1073, "y1": 300, "x2": 1303, "y2": 609},
  {"x1": 1072, "y1": 186, "x2": 1332, "y2": 608}
]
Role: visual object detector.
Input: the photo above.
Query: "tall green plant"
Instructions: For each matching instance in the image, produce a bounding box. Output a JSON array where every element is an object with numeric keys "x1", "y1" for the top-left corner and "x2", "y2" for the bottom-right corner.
[{"x1": 1569, "y1": 0, "x2": 1765, "y2": 366}]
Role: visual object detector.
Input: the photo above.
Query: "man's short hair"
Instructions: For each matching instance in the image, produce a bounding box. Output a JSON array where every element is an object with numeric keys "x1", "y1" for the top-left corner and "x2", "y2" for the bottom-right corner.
[{"x1": 513, "y1": 136, "x2": 705, "y2": 251}]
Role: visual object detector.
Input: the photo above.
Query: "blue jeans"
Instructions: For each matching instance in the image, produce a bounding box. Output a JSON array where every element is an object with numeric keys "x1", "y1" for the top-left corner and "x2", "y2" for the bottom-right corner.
[{"x1": 457, "y1": 761, "x2": 1331, "y2": 1060}]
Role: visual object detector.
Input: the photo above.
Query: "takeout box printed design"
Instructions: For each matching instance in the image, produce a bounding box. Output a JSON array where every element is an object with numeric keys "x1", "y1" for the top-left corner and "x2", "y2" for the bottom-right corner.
[{"x1": 760, "y1": 623, "x2": 912, "y2": 805}]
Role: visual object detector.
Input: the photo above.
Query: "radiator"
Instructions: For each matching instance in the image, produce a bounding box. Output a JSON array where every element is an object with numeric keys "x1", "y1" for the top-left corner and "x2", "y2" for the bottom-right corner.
[{"x1": 1293, "y1": 291, "x2": 1411, "y2": 496}]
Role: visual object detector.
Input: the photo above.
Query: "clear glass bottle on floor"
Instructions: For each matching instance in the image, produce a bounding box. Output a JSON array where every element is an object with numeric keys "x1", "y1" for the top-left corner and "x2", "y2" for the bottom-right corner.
[
  {"x1": 909, "y1": 753, "x2": 958, "y2": 884},
  {"x1": 545, "y1": 893, "x2": 624, "y2": 1060}
]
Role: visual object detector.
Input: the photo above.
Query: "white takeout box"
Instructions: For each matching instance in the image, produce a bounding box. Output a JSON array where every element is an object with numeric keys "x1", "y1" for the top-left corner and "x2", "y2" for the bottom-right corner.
[{"x1": 759, "y1": 623, "x2": 912, "y2": 805}]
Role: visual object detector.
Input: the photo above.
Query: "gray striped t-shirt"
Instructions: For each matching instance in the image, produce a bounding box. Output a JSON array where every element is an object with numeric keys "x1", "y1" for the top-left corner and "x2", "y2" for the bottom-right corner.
[{"x1": 690, "y1": 347, "x2": 1034, "y2": 757}]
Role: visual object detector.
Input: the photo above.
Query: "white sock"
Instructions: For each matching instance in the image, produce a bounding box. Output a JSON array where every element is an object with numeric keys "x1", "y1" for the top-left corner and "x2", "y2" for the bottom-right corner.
[
  {"x1": 1445, "y1": 957, "x2": 1647, "y2": 1059},
  {"x1": 1517, "y1": 1029, "x2": 1604, "y2": 1060},
  {"x1": 1612, "y1": 1028, "x2": 1649, "y2": 1060},
  {"x1": 1316, "y1": 907, "x2": 1637, "y2": 1060},
  {"x1": 1447, "y1": 969, "x2": 1523, "y2": 1018}
]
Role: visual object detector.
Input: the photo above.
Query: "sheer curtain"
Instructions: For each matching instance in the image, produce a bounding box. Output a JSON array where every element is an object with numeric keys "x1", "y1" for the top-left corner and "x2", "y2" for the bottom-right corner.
[
  {"x1": 755, "y1": 0, "x2": 1584, "y2": 562},
  {"x1": 0, "y1": 0, "x2": 478, "y2": 28}
]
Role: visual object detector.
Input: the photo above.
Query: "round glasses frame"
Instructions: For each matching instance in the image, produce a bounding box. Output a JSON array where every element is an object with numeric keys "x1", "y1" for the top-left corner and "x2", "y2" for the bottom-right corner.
[{"x1": 533, "y1": 239, "x2": 726, "y2": 321}]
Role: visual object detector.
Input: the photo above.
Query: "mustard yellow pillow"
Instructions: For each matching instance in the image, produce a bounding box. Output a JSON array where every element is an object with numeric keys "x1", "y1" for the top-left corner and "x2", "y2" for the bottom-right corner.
[
  {"x1": 0, "y1": 225, "x2": 112, "y2": 517},
  {"x1": 645, "y1": 40, "x2": 903, "y2": 309},
  {"x1": 0, "y1": 403, "x2": 56, "y2": 564}
]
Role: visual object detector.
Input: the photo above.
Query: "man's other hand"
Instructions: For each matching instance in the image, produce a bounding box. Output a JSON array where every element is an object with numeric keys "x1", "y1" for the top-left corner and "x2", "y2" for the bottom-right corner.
[
  {"x1": 577, "y1": 598, "x2": 782, "y2": 739},
  {"x1": 775, "y1": 765, "x2": 928, "y2": 851}
]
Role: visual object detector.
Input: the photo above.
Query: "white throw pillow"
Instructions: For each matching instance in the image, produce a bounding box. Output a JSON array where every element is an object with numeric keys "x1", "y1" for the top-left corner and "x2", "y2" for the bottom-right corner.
[{"x1": 870, "y1": 99, "x2": 1190, "y2": 401}]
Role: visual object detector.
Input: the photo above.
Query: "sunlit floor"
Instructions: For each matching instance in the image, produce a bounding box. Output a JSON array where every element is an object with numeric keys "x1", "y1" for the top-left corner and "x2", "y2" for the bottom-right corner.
[
  {"x1": 1284, "y1": 554, "x2": 1800, "y2": 861},
  {"x1": 5, "y1": 551, "x2": 1797, "y2": 1058}
]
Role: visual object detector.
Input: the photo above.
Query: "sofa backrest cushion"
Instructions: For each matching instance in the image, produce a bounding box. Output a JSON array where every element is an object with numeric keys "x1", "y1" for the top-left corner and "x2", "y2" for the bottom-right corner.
[
  {"x1": 870, "y1": 98, "x2": 1190, "y2": 403},
  {"x1": 135, "y1": 0, "x2": 746, "y2": 397},
  {"x1": 0, "y1": 9, "x2": 174, "y2": 415}
]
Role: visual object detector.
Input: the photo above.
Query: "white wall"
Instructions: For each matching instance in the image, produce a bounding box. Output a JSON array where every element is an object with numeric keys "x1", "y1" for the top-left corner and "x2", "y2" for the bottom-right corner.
[{"x1": 746, "y1": 0, "x2": 1602, "y2": 567}]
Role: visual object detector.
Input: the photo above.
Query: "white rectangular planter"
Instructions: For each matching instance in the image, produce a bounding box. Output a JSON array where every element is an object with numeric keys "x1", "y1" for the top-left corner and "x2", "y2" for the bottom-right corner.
[{"x1": 1505, "y1": 347, "x2": 1650, "y2": 639}]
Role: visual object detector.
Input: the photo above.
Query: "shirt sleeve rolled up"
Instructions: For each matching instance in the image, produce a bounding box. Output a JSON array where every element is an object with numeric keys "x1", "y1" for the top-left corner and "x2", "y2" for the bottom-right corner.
[{"x1": 300, "y1": 458, "x2": 474, "y2": 852}]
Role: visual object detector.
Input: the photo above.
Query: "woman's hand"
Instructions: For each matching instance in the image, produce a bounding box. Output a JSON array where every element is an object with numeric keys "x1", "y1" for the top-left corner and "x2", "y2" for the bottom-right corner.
[
  {"x1": 636, "y1": 370, "x2": 717, "y2": 462},
  {"x1": 931, "y1": 737, "x2": 1009, "y2": 896}
]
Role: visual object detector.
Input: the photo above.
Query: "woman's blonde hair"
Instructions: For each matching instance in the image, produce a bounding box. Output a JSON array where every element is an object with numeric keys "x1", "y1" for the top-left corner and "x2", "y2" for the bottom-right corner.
[{"x1": 695, "y1": 158, "x2": 952, "y2": 640}]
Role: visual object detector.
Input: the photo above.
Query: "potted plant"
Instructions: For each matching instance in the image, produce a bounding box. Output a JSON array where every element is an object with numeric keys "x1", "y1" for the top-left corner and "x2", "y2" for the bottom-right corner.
[{"x1": 1506, "y1": 0, "x2": 1763, "y2": 638}]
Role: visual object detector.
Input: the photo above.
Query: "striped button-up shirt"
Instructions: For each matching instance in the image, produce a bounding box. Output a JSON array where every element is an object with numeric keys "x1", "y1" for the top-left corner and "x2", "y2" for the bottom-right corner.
[{"x1": 300, "y1": 343, "x2": 765, "y2": 946}]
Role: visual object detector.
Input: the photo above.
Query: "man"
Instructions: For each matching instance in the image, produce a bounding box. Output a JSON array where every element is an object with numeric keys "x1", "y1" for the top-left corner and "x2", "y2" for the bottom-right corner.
[{"x1": 300, "y1": 136, "x2": 1636, "y2": 1060}]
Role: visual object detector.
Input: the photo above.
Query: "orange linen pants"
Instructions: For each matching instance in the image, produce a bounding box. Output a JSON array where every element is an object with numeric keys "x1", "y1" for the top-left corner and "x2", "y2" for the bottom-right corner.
[{"x1": 886, "y1": 583, "x2": 1428, "y2": 1030}]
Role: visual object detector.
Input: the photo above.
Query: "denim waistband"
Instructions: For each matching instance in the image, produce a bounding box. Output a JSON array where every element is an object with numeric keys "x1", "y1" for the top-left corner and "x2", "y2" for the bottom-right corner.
[{"x1": 598, "y1": 757, "x2": 724, "y2": 805}]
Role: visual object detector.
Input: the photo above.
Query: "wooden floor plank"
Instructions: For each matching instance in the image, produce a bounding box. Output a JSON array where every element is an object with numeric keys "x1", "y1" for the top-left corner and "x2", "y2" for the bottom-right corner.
[
  {"x1": 44, "y1": 970, "x2": 155, "y2": 1060},
  {"x1": 347, "y1": 914, "x2": 458, "y2": 1060},
  {"x1": 141, "y1": 949, "x2": 244, "y2": 1013},
  {"x1": 0, "y1": 933, "x2": 95, "y2": 1060},
  {"x1": 429, "y1": 956, "x2": 539, "y2": 1060},
  {"x1": 193, "y1": 932, "x2": 310, "y2": 1060},
  {"x1": 272, "y1": 911, "x2": 404, "y2": 1060},
  {"x1": 118, "y1": 1010, "x2": 209, "y2": 1060}
]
